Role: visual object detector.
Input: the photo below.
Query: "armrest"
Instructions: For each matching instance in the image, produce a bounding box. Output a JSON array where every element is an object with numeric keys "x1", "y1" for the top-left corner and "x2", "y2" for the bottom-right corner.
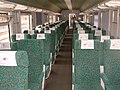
[
  {"x1": 72, "y1": 72, "x2": 75, "y2": 84},
  {"x1": 101, "y1": 73, "x2": 110, "y2": 84}
]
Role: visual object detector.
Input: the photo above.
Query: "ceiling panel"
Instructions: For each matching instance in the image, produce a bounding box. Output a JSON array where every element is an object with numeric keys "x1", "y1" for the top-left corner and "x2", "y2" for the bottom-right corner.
[
  {"x1": 48, "y1": 0, "x2": 68, "y2": 10},
  {"x1": 71, "y1": 0, "x2": 86, "y2": 9},
  {"x1": 6, "y1": 0, "x2": 61, "y2": 12},
  {"x1": 6, "y1": 0, "x2": 106, "y2": 12},
  {"x1": 80, "y1": 0, "x2": 106, "y2": 11}
]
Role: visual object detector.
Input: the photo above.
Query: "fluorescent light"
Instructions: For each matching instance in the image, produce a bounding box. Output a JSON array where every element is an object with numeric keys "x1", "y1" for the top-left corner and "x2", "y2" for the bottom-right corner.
[
  {"x1": 26, "y1": 7, "x2": 37, "y2": 12},
  {"x1": 54, "y1": 13, "x2": 61, "y2": 15},
  {"x1": 36, "y1": 9, "x2": 42, "y2": 12},
  {"x1": 14, "y1": 4, "x2": 27, "y2": 10},
  {"x1": 42, "y1": 10, "x2": 50, "y2": 13},
  {"x1": 92, "y1": 7, "x2": 99, "y2": 11},
  {"x1": 79, "y1": 13, "x2": 84, "y2": 15},
  {"x1": 0, "y1": 3, "x2": 14, "y2": 8},
  {"x1": 98, "y1": 4, "x2": 108, "y2": 9},
  {"x1": 64, "y1": 0, "x2": 72, "y2": 10},
  {"x1": 105, "y1": 0, "x2": 120, "y2": 7}
]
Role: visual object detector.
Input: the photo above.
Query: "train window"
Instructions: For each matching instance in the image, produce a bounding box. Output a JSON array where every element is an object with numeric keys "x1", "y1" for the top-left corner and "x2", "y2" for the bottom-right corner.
[
  {"x1": 53, "y1": 15, "x2": 56, "y2": 22},
  {"x1": 49, "y1": 16, "x2": 52, "y2": 23},
  {"x1": 21, "y1": 14, "x2": 32, "y2": 33},
  {"x1": 112, "y1": 10, "x2": 117, "y2": 23},
  {"x1": 94, "y1": 15, "x2": 99, "y2": 28},
  {"x1": 0, "y1": 13, "x2": 10, "y2": 42},
  {"x1": 57, "y1": 17, "x2": 60, "y2": 21}
]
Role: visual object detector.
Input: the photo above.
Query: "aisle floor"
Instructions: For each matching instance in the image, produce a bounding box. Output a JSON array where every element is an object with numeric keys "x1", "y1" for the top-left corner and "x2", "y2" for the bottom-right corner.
[{"x1": 45, "y1": 29, "x2": 72, "y2": 90}]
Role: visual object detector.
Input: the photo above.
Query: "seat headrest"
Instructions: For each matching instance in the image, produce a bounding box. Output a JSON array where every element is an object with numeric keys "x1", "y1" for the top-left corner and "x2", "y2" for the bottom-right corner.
[
  {"x1": 16, "y1": 34, "x2": 24, "y2": 40},
  {"x1": 75, "y1": 40, "x2": 100, "y2": 50},
  {"x1": 37, "y1": 34, "x2": 46, "y2": 39},
  {"x1": 78, "y1": 34, "x2": 88, "y2": 40}
]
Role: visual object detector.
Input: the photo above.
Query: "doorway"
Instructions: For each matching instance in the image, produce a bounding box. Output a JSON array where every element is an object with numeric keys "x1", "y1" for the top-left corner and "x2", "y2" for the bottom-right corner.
[{"x1": 69, "y1": 13, "x2": 76, "y2": 28}]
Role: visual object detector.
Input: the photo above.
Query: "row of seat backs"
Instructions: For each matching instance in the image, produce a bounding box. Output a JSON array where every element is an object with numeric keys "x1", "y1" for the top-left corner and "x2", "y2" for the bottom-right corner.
[
  {"x1": 101, "y1": 40, "x2": 120, "y2": 90},
  {"x1": 74, "y1": 39, "x2": 120, "y2": 89},
  {"x1": 72, "y1": 23, "x2": 114, "y2": 65},
  {"x1": 79, "y1": 22, "x2": 106, "y2": 35},
  {"x1": 0, "y1": 21, "x2": 68, "y2": 90},
  {"x1": 0, "y1": 51, "x2": 28, "y2": 90},
  {"x1": 103, "y1": 40, "x2": 120, "y2": 84},
  {"x1": 16, "y1": 21, "x2": 67, "y2": 86},
  {"x1": 74, "y1": 22, "x2": 120, "y2": 89},
  {"x1": 11, "y1": 20, "x2": 67, "y2": 63},
  {"x1": 74, "y1": 40, "x2": 103, "y2": 89}
]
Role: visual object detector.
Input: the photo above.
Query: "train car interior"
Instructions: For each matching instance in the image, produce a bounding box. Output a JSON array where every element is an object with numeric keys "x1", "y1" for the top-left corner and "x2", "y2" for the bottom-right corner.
[{"x1": 0, "y1": 0, "x2": 120, "y2": 90}]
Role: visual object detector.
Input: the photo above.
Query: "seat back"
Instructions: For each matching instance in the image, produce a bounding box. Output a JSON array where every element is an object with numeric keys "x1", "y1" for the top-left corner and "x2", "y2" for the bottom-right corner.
[
  {"x1": 74, "y1": 40, "x2": 100, "y2": 85},
  {"x1": 50, "y1": 28, "x2": 56, "y2": 63},
  {"x1": 31, "y1": 33, "x2": 51, "y2": 65},
  {"x1": 0, "y1": 51, "x2": 28, "y2": 90},
  {"x1": 104, "y1": 40, "x2": 120, "y2": 83},
  {"x1": 17, "y1": 39, "x2": 44, "y2": 84},
  {"x1": 99, "y1": 36, "x2": 111, "y2": 65}
]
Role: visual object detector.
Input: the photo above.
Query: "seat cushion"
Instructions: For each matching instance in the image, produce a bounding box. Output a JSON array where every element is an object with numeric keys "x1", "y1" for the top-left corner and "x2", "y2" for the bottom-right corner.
[{"x1": 75, "y1": 83, "x2": 103, "y2": 90}]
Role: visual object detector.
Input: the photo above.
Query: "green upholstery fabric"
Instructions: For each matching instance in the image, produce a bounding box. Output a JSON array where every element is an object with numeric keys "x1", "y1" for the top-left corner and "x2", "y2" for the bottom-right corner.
[
  {"x1": 30, "y1": 34, "x2": 51, "y2": 78},
  {"x1": 28, "y1": 72, "x2": 44, "y2": 90},
  {"x1": 51, "y1": 30, "x2": 56, "y2": 64},
  {"x1": 72, "y1": 33, "x2": 93, "y2": 50},
  {"x1": 101, "y1": 40, "x2": 120, "y2": 90},
  {"x1": 30, "y1": 34, "x2": 37, "y2": 39},
  {"x1": 43, "y1": 33, "x2": 52, "y2": 78},
  {"x1": 74, "y1": 40, "x2": 103, "y2": 90},
  {"x1": 75, "y1": 84, "x2": 103, "y2": 90},
  {"x1": 102, "y1": 30, "x2": 106, "y2": 35},
  {"x1": 99, "y1": 42, "x2": 104, "y2": 65},
  {"x1": 0, "y1": 51, "x2": 28, "y2": 90},
  {"x1": 55, "y1": 27, "x2": 59, "y2": 54},
  {"x1": 10, "y1": 42, "x2": 18, "y2": 50},
  {"x1": 11, "y1": 34, "x2": 30, "y2": 51},
  {"x1": 17, "y1": 40, "x2": 44, "y2": 90},
  {"x1": 94, "y1": 36, "x2": 101, "y2": 40}
]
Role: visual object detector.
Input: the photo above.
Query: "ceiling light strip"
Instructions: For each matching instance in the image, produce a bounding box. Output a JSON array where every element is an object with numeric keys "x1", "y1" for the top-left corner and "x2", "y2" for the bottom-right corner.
[{"x1": 64, "y1": 0, "x2": 72, "y2": 10}]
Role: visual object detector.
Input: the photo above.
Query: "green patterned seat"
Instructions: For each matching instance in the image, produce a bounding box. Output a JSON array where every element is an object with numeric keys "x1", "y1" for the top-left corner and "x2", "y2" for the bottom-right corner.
[
  {"x1": 72, "y1": 33, "x2": 94, "y2": 65},
  {"x1": 0, "y1": 51, "x2": 28, "y2": 90},
  {"x1": 17, "y1": 39, "x2": 44, "y2": 90},
  {"x1": 96, "y1": 36, "x2": 111, "y2": 65},
  {"x1": 102, "y1": 30, "x2": 106, "y2": 35},
  {"x1": 55, "y1": 26, "x2": 59, "y2": 54},
  {"x1": 43, "y1": 33, "x2": 52, "y2": 78},
  {"x1": 50, "y1": 28, "x2": 56, "y2": 64},
  {"x1": 31, "y1": 34, "x2": 52, "y2": 78},
  {"x1": 73, "y1": 33, "x2": 93, "y2": 49},
  {"x1": 11, "y1": 34, "x2": 31, "y2": 50},
  {"x1": 75, "y1": 83, "x2": 103, "y2": 90},
  {"x1": 56, "y1": 22, "x2": 67, "y2": 54},
  {"x1": 73, "y1": 40, "x2": 103, "y2": 90},
  {"x1": 101, "y1": 40, "x2": 120, "y2": 90},
  {"x1": 10, "y1": 42, "x2": 18, "y2": 51}
]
